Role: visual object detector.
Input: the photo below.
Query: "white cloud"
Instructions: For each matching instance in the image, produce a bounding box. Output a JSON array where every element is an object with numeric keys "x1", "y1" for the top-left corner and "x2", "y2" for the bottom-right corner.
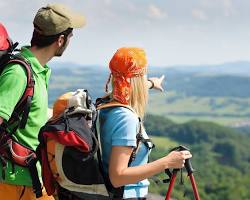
[
  {"x1": 148, "y1": 4, "x2": 167, "y2": 19},
  {"x1": 191, "y1": 9, "x2": 208, "y2": 21}
]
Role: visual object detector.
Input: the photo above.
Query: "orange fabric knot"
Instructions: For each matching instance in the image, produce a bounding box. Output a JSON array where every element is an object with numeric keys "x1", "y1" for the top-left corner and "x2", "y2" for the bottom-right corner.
[{"x1": 109, "y1": 47, "x2": 147, "y2": 104}]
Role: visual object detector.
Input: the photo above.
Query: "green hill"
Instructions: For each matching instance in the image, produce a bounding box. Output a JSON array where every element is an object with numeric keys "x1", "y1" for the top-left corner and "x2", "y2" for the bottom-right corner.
[{"x1": 144, "y1": 114, "x2": 250, "y2": 200}]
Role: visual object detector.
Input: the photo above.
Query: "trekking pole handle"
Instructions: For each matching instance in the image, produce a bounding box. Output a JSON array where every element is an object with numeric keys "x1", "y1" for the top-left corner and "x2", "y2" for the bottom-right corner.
[
  {"x1": 170, "y1": 145, "x2": 189, "y2": 152},
  {"x1": 185, "y1": 158, "x2": 194, "y2": 175},
  {"x1": 171, "y1": 145, "x2": 194, "y2": 174}
]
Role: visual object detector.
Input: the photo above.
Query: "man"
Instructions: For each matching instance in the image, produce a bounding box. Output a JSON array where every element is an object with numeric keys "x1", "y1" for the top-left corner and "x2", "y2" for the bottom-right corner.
[{"x1": 0, "y1": 3, "x2": 85, "y2": 200}]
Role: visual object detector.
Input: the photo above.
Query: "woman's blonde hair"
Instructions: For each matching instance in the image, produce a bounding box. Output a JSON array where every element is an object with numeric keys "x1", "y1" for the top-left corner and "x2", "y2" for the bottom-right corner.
[
  {"x1": 128, "y1": 76, "x2": 148, "y2": 119},
  {"x1": 109, "y1": 75, "x2": 148, "y2": 119}
]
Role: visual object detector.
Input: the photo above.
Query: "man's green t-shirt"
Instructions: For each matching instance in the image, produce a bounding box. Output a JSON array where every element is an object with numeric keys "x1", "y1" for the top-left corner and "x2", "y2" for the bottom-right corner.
[{"x1": 0, "y1": 46, "x2": 51, "y2": 186}]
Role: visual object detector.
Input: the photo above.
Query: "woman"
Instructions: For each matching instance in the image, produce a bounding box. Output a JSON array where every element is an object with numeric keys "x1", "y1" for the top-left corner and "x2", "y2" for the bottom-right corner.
[{"x1": 98, "y1": 47, "x2": 192, "y2": 200}]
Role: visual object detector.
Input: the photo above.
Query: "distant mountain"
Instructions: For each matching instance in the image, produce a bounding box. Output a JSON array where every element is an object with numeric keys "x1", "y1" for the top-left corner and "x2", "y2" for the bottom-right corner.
[
  {"x1": 50, "y1": 60, "x2": 250, "y2": 77},
  {"x1": 47, "y1": 61, "x2": 250, "y2": 127},
  {"x1": 164, "y1": 61, "x2": 250, "y2": 77},
  {"x1": 49, "y1": 61, "x2": 250, "y2": 99}
]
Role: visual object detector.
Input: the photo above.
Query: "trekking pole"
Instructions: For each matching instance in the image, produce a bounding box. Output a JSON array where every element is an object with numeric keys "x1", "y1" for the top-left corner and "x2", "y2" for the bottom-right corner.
[
  {"x1": 165, "y1": 145, "x2": 201, "y2": 200},
  {"x1": 185, "y1": 158, "x2": 200, "y2": 200},
  {"x1": 165, "y1": 169, "x2": 178, "y2": 200}
]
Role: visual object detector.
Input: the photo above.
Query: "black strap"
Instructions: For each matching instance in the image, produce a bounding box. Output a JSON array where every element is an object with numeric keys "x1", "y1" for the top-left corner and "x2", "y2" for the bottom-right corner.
[
  {"x1": 136, "y1": 137, "x2": 155, "y2": 150},
  {"x1": 19, "y1": 186, "x2": 26, "y2": 200},
  {"x1": 94, "y1": 111, "x2": 124, "y2": 198},
  {"x1": 0, "y1": 155, "x2": 7, "y2": 180},
  {"x1": 95, "y1": 96, "x2": 112, "y2": 106},
  {"x1": 26, "y1": 157, "x2": 42, "y2": 198},
  {"x1": 11, "y1": 42, "x2": 19, "y2": 52},
  {"x1": 19, "y1": 95, "x2": 33, "y2": 129},
  {"x1": 0, "y1": 121, "x2": 8, "y2": 132},
  {"x1": 129, "y1": 118, "x2": 155, "y2": 163}
]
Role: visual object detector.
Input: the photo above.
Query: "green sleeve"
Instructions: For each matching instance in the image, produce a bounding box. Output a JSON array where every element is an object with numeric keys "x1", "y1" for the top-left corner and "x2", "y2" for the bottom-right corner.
[{"x1": 0, "y1": 63, "x2": 27, "y2": 121}]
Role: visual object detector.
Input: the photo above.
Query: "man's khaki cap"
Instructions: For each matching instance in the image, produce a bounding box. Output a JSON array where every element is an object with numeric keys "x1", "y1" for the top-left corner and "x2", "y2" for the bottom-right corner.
[{"x1": 33, "y1": 3, "x2": 86, "y2": 36}]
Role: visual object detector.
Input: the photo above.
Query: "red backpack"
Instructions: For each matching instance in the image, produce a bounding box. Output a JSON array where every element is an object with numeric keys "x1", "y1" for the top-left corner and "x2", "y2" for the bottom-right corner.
[
  {"x1": 36, "y1": 89, "x2": 108, "y2": 199},
  {"x1": 0, "y1": 23, "x2": 41, "y2": 197}
]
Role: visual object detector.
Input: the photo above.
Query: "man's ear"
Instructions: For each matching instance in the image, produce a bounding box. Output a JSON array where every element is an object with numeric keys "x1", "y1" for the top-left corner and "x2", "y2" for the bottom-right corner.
[{"x1": 57, "y1": 35, "x2": 65, "y2": 47}]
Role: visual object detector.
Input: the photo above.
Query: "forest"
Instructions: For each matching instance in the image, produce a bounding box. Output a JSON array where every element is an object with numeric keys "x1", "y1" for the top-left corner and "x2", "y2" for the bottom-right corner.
[{"x1": 145, "y1": 114, "x2": 250, "y2": 200}]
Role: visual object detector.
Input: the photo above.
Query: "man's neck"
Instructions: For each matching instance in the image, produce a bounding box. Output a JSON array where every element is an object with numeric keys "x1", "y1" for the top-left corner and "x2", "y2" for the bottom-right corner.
[{"x1": 29, "y1": 46, "x2": 54, "y2": 67}]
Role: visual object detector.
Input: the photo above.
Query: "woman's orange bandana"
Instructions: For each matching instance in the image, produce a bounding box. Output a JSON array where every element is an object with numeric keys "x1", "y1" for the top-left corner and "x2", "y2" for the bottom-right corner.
[{"x1": 108, "y1": 47, "x2": 147, "y2": 104}]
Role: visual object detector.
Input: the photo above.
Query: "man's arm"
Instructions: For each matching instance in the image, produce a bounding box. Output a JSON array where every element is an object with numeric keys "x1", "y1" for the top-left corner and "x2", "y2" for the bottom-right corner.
[{"x1": 0, "y1": 117, "x2": 3, "y2": 125}]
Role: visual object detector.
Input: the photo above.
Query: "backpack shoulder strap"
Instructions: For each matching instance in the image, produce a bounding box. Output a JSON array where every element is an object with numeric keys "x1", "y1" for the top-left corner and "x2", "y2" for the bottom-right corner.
[
  {"x1": 0, "y1": 54, "x2": 41, "y2": 198},
  {"x1": 97, "y1": 101, "x2": 136, "y2": 113},
  {"x1": 96, "y1": 95, "x2": 136, "y2": 113},
  {"x1": 3, "y1": 55, "x2": 35, "y2": 130},
  {"x1": 95, "y1": 97, "x2": 154, "y2": 198}
]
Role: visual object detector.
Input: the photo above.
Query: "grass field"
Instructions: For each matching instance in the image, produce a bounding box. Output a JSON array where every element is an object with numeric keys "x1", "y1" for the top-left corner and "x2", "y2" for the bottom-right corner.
[
  {"x1": 147, "y1": 91, "x2": 250, "y2": 126},
  {"x1": 150, "y1": 136, "x2": 178, "y2": 150}
]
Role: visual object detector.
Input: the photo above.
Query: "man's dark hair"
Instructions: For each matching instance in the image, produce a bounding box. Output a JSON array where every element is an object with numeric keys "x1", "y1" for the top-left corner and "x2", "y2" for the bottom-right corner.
[{"x1": 30, "y1": 27, "x2": 73, "y2": 48}]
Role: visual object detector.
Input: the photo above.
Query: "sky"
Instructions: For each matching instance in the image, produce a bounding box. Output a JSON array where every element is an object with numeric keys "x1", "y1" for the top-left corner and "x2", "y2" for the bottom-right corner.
[{"x1": 1, "y1": 0, "x2": 250, "y2": 67}]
